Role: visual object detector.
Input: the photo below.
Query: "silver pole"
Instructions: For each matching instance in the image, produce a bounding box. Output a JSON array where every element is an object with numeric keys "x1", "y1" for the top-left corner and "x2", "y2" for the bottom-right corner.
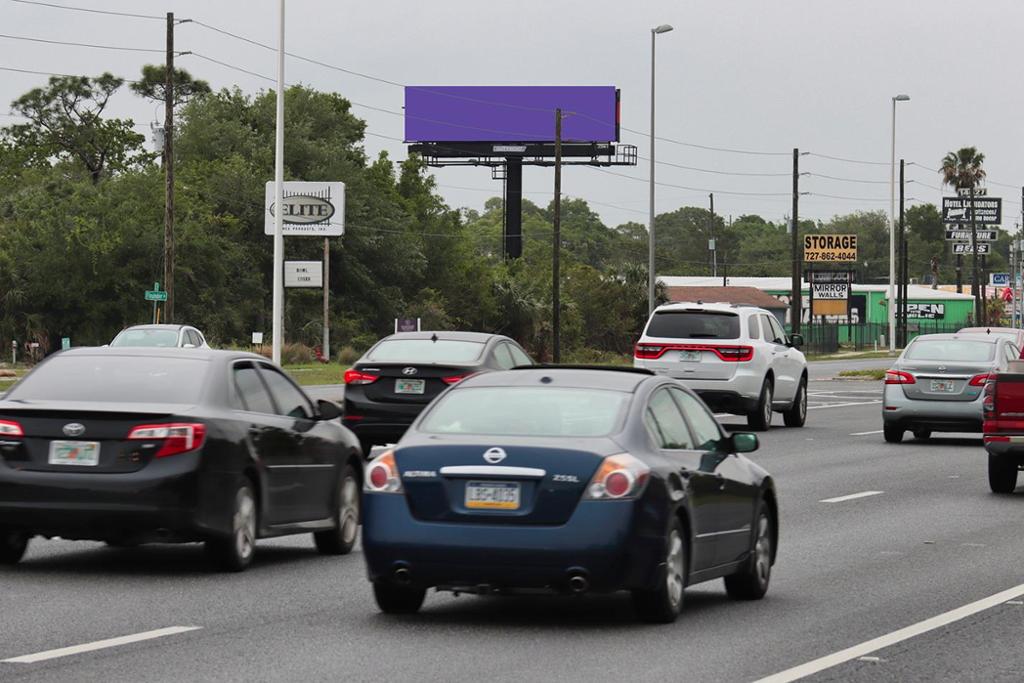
[
  {"x1": 888, "y1": 98, "x2": 896, "y2": 352},
  {"x1": 271, "y1": 0, "x2": 286, "y2": 365},
  {"x1": 647, "y1": 30, "x2": 656, "y2": 316}
]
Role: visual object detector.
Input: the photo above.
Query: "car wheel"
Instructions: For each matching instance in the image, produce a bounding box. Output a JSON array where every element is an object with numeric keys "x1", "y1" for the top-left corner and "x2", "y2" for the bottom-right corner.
[
  {"x1": 913, "y1": 429, "x2": 932, "y2": 440},
  {"x1": 883, "y1": 424, "x2": 904, "y2": 444},
  {"x1": 988, "y1": 453, "x2": 1018, "y2": 494},
  {"x1": 0, "y1": 529, "x2": 29, "y2": 565},
  {"x1": 314, "y1": 464, "x2": 360, "y2": 555},
  {"x1": 373, "y1": 581, "x2": 426, "y2": 614},
  {"x1": 206, "y1": 482, "x2": 257, "y2": 572},
  {"x1": 631, "y1": 517, "x2": 686, "y2": 623},
  {"x1": 782, "y1": 377, "x2": 807, "y2": 428},
  {"x1": 747, "y1": 380, "x2": 773, "y2": 432},
  {"x1": 724, "y1": 505, "x2": 773, "y2": 600}
]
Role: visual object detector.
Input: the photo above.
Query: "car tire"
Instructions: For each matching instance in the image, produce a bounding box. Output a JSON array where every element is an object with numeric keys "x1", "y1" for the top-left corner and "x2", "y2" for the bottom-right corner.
[
  {"x1": 206, "y1": 482, "x2": 257, "y2": 572},
  {"x1": 913, "y1": 429, "x2": 932, "y2": 440},
  {"x1": 988, "y1": 453, "x2": 1018, "y2": 494},
  {"x1": 631, "y1": 517, "x2": 686, "y2": 623},
  {"x1": 724, "y1": 505, "x2": 773, "y2": 600},
  {"x1": 0, "y1": 529, "x2": 29, "y2": 565},
  {"x1": 373, "y1": 581, "x2": 426, "y2": 614},
  {"x1": 782, "y1": 377, "x2": 807, "y2": 428},
  {"x1": 314, "y1": 464, "x2": 360, "y2": 555},
  {"x1": 883, "y1": 424, "x2": 904, "y2": 443},
  {"x1": 747, "y1": 379, "x2": 773, "y2": 432}
]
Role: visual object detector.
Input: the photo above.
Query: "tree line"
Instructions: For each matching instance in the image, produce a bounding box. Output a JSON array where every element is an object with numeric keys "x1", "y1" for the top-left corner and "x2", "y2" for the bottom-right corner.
[{"x1": 0, "y1": 72, "x2": 1010, "y2": 360}]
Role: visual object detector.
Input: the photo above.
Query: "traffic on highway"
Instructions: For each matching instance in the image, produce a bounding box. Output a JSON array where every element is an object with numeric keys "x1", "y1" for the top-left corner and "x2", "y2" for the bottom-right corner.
[{"x1": 5, "y1": 0, "x2": 1024, "y2": 681}]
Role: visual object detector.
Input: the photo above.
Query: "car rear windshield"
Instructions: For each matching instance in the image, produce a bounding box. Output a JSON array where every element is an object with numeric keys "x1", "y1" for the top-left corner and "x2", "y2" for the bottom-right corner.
[
  {"x1": 367, "y1": 339, "x2": 484, "y2": 363},
  {"x1": 420, "y1": 387, "x2": 629, "y2": 437},
  {"x1": 110, "y1": 328, "x2": 179, "y2": 347},
  {"x1": 905, "y1": 340, "x2": 995, "y2": 362},
  {"x1": 6, "y1": 355, "x2": 208, "y2": 404},
  {"x1": 646, "y1": 311, "x2": 740, "y2": 340}
]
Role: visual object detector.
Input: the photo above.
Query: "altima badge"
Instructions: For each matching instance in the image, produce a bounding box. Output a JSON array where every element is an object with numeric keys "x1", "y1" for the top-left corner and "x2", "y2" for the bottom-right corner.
[
  {"x1": 62, "y1": 423, "x2": 86, "y2": 437},
  {"x1": 483, "y1": 447, "x2": 507, "y2": 464}
]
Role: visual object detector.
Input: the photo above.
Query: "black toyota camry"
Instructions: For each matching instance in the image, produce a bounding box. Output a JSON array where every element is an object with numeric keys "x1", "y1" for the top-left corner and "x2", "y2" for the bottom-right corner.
[
  {"x1": 0, "y1": 348, "x2": 363, "y2": 571},
  {"x1": 343, "y1": 331, "x2": 535, "y2": 454}
]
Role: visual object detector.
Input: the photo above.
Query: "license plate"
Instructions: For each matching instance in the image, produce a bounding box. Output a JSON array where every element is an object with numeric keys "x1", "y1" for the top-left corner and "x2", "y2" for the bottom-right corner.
[
  {"x1": 395, "y1": 378, "x2": 425, "y2": 395},
  {"x1": 48, "y1": 440, "x2": 100, "y2": 466},
  {"x1": 678, "y1": 350, "x2": 701, "y2": 362},
  {"x1": 465, "y1": 481, "x2": 520, "y2": 510},
  {"x1": 929, "y1": 379, "x2": 956, "y2": 393}
]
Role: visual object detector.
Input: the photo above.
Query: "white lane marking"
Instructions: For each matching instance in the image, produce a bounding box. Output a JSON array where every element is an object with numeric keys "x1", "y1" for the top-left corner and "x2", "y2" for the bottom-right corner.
[
  {"x1": 819, "y1": 490, "x2": 884, "y2": 503},
  {"x1": 851, "y1": 430, "x2": 883, "y2": 436},
  {"x1": 808, "y1": 400, "x2": 881, "y2": 410},
  {"x1": 2, "y1": 626, "x2": 202, "y2": 664},
  {"x1": 753, "y1": 583, "x2": 1024, "y2": 683}
]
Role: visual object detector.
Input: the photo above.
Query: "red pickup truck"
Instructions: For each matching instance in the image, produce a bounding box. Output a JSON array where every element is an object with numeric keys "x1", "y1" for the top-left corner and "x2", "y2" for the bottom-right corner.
[{"x1": 983, "y1": 362, "x2": 1024, "y2": 493}]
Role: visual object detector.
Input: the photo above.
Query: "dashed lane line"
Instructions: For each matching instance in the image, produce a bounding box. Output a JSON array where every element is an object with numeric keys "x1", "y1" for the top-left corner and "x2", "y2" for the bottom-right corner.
[
  {"x1": 753, "y1": 583, "x2": 1024, "y2": 682},
  {"x1": 819, "y1": 490, "x2": 884, "y2": 503},
  {"x1": 2, "y1": 626, "x2": 202, "y2": 664},
  {"x1": 851, "y1": 430, "x2": 884, "y2": 436}
]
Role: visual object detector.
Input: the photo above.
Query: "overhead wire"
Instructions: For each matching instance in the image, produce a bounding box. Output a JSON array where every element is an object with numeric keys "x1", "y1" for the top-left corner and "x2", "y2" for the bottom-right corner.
[
  {"x1": 9, "y1": 0, "x2": 163, "y2": 20},
  {"x1": 0, "y1": 32, "x2": 172, "y2": 54}
]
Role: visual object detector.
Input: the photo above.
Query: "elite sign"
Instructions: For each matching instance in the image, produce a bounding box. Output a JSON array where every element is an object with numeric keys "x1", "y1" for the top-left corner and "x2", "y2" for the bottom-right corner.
[{"x1": 265, "y1": 181, "x2": 345, "y2": 236}]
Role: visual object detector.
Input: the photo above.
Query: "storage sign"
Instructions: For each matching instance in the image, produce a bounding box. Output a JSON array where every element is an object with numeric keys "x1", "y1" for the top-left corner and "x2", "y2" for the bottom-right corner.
[
  {"x1": 941, "y1": 196, "x2": 1001, "y2": 225},
  {"x1": 803, "y1": 234, "x2": 857, "y2": 262},
  {"x1": 806, "y1": 270, "x2": 855, "y2": 284}
]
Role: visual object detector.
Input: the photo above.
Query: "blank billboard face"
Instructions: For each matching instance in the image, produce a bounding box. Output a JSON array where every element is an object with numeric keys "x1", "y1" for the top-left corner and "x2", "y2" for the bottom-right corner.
[{"x1": 404, "y1": 86, "x2": 619, "y2": 143}]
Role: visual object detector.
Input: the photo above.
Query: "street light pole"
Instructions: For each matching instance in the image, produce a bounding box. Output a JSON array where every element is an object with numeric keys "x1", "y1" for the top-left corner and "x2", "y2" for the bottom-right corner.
[
  {"x1": 888, "y1": 94, "x2": 909, "y2": 352},
  {"x1": 271, "y1": 0, "x2": 285, "y2": 364},
  {"x1": 648, "y1": 24, "x2": 673, "y2": 315}
]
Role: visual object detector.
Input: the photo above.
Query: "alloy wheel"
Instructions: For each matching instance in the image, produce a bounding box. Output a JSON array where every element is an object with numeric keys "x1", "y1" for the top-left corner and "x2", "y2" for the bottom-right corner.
[
  {"x1": 754, "y1": 513, "x2": 771, "y2": 586},
  {"x1": 234, "y1": 489, "x2": 256, "y2": 561},
  {"x1": 339, "y1": 475, "x2": 360, "y2": 545},
  {"x1": 763, "y1": 384, "x2": 774, "y2": 427},
  {"x1": 666, "y1": 530, "x2": 685, "y2": 609}
]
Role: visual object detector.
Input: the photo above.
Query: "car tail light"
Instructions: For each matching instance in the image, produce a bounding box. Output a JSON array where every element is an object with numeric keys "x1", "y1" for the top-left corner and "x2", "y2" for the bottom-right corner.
[
  {"x1": 442, "y1": 373, "x2": 472, "y2": 385},
  {"x1": 969, "y1": 373, "x2": 993, "y2": 387},
  {"x1": 712, "y1": 345, "x2": 754, "y2": 362},
  {"x1": 984, "y1": 376, "x2": 998, "y2": 418},
  {"x1": 365, "y1": 450, "x2": 402, "y2": 493},
  {"x1": 0, "y1": 419, "x2": 24, "y2": 437},
  {"x1": 584, "y1": 453, "x2": 650, "y2": 500},
  {"x1": 344, "y1": 369, "x2": 379, "y2": 385},
  {"x1": 885, "y1": 370, "x2": 916, "y2": 385},
  {"x1": 126, "y1": 423, "x2": 206, "y2": 458},
  {"x1": 634, "y1": 343, "x2": 665, "y2": 360}
]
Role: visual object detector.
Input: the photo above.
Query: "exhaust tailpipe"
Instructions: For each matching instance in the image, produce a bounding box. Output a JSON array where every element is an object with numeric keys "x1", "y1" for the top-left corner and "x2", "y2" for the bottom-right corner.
[
  {"x1": 393, "y1": 567, "x2": 412, "y2": 584},
  {"x1": 567, "y1": 571, "x2": 589, "y2": 594}
]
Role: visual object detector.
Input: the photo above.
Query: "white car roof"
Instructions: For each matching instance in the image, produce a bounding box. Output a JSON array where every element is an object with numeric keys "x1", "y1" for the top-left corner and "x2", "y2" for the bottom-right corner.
[{"x1": 654, "y1": 301, "x2": 766, "y2": 314}]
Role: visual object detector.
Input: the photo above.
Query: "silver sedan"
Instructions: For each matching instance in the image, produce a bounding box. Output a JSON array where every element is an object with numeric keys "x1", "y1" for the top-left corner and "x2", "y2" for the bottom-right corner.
[{"x1": 882, "y1": 333, "x2": 1019, "y2": 443}]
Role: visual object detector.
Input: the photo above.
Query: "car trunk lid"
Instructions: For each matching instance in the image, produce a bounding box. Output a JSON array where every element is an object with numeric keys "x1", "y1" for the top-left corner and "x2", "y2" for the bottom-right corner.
[
  {"x1": 636, "y1": 309, "x2": 748, "y2": 380},
  {"x1": 896, "y1": 361, "x2": 992, "y2": 402},
  {"x1": 355, "y1": 363, "x2": 476, "y2": 405},
  {"x1": 394, "y1": 440, "x2": 610, "y2": 525}
]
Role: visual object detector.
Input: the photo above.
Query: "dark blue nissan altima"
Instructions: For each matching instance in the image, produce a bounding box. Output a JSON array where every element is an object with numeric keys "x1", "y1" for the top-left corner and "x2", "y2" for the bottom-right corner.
[{"x1": 362, "y1": 366, "x2": 778, "y2": 623}]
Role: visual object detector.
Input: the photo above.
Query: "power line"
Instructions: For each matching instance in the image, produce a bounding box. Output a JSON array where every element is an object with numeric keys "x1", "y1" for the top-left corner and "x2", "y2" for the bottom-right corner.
[
  {"x1": 0, "y1": 32, "x2": 173, "y2": 54},
  {"x1": 805, "y1": 152, "x2": 889, "y2": 166},
  {"x1": 634, "y1": 153, "x2": 790, "y2": 177},
  {"x1": 588, "y1": 166, "x2": 792, "y2": 197},
  {"x1": 804, "y1": 172, "x2": 888, "y2": 185},
  {"x1": 9, "y1": 0, "x2": 163, "y2": 20},
  {"x1": 0, "y1": 64, "x2": 139, "y2": 83}
]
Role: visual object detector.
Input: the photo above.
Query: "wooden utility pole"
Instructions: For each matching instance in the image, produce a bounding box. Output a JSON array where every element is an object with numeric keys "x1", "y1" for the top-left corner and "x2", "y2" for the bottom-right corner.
[
  {"x1": 970, "y1": 186, "x2": 980, "y2": 322},
  {"x1": 791, "y1": 148, "x2": 801, "y2": 334},
  {"x1": 898, "y1": 159, "x2": 906, "y2": 346},
  {"x1": 552, "y1": 108, "x2": 562, "y2": 363},
  {"x1": 164, "y1": 12, "x2": 175, "y2": 323},
  {"x1": 322, "y1": 238, "x2": 330, "y2": 361},
  {"x1": 709, "y1": 192, "x2": 716, "y2": 276}
]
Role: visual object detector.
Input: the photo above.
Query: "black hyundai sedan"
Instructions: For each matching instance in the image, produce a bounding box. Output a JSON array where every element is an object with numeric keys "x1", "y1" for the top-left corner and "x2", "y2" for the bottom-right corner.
[
  {"x1": 343, "y1": 331, "x2": 534, "y2": 454},
  {"x1": 0, "y1": 348, "x2": 362, "y2": 571},
  {"x1": 362, "y1": 367, "x2": 778, "y2": 622}
]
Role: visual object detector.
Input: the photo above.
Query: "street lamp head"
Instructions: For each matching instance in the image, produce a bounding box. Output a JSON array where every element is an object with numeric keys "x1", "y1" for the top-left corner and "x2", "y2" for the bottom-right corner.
[
  {"x1": 652, "y1": 24, "x2": 674, "y2": 34},
  {"x1": 893, "y1": 94, "x2": 910, "y2": 102}
]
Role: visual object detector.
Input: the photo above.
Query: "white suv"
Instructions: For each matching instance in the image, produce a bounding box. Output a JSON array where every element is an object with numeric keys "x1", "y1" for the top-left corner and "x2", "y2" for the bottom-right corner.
[{"x1": 633, "y1": 302, "x2": 807, "y2": 430}]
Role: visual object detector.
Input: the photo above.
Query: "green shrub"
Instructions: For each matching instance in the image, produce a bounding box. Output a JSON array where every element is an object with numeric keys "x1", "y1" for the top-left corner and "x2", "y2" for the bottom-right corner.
[{"x1": 337, "y1": 345, "x2": 361, "y2": 365}]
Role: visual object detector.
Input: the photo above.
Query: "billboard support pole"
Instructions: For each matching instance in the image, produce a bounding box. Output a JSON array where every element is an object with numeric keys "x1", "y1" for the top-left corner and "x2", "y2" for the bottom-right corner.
[
  {"x1": 898, "y1": 159, "x2": 906, "y2": 347},
  {"x1": 791, "y1": 148, "x2": 801, "y2": 335},
  {"x1": 323, "y1": 237, "x2": 329, "y2": 362},
  {"x1": 552, "y1": 108, "x2": 562, "y2": 364},
  {"x1": 504, "y1": 160, "x2": 523, "y2": 259}
]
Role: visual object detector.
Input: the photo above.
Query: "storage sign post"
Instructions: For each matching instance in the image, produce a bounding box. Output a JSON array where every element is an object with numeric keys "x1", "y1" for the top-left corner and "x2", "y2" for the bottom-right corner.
[{"x1": 803, "y1": 234, "x2": 858, "y2": 262}]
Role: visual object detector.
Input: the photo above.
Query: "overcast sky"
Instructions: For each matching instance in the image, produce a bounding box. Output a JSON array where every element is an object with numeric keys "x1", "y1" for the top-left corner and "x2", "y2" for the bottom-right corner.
[{"x1": 3, "y1": 0, "x2": 1023, "y2": 229}]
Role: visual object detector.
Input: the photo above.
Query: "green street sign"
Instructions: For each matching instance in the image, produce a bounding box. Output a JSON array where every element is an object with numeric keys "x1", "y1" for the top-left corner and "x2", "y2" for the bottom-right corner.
[{"x1": 145, "y1": 290, "x2": 168, "y2": 302}]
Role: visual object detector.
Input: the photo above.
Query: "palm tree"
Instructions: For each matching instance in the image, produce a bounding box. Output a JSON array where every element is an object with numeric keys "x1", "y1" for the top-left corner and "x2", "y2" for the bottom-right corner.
[{"x1": 939, "y1": 147, "x2": 987, "y2": 321}]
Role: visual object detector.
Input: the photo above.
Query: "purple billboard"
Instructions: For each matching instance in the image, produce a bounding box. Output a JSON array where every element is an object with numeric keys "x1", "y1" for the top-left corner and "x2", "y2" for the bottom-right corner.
[{"x1": 404, "y1": 86, "x2": 619, "y2": 143}]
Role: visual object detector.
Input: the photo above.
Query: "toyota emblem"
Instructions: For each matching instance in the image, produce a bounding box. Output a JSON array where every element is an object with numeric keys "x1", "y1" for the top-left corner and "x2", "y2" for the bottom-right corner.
[
  {"x1": 483, "y1": 447, "x2": 507, "y2": 464},
  {"x1": 62, "y1": 423, "x2": 86, "y2": 438},
  {"x1": 402, "y1": 367, "x2": 418, "y2": 375}
]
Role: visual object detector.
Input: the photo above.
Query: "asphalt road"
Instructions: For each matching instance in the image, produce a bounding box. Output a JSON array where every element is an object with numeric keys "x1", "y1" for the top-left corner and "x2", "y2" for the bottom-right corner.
[{"x1": 5, "y1": 378, "x2": 1024, "y2": 682}]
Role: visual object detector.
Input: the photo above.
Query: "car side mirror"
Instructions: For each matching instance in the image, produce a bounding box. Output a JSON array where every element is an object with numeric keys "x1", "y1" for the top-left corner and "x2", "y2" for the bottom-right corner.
[
  {"x1": 730, "y1": 432, "x2": 759, "y2": 453},
  {"x1": 317, "y1": 399, "x2": 343, "y2": 421},
  {"x1": 788, "y1": 334, "x2": 804, "y2": 349}
]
